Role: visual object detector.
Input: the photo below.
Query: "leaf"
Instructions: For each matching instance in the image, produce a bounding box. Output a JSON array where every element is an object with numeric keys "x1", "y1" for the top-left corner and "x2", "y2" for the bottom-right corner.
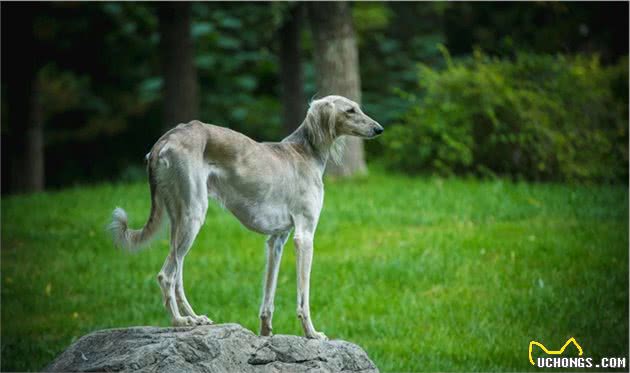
[
  {"x1": 192, "y1": 22, "x2": 215, "y2": 38},
  {"x1": 235, "y1": 76, "x2": 257, "y2": 91},
  {"x1": 219, "y1": 17, "x2": 242, "y2": 29},
  {"x1": 217, "y1": 36, "x2": 241, "y2": 50}
]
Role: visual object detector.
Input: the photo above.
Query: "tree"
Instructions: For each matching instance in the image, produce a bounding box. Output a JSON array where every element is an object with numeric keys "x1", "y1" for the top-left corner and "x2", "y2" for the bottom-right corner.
[
  {"x1": 157, "y1": 3, "x2": 199, "y2": 130},
  {"x1": 2, "y1": 4, "x2": 45, "y2": 193},
  {"x1": 278, "y1": 4, "x2": 306, "y2": 134},
  {"x1": 308, "y1": 2, "x2": 366, "y2": 177}
]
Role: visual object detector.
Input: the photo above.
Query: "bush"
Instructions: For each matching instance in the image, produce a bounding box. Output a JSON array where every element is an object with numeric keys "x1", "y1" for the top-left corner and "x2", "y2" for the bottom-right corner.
[{"x1": 381, "y1": 50, "x2": 629, "y2": 182}]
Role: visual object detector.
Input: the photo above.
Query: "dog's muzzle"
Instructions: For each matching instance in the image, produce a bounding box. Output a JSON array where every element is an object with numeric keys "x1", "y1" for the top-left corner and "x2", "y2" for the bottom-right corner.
[{"x1": 370, "y1": 125, "x2": 384, "y2": 138}]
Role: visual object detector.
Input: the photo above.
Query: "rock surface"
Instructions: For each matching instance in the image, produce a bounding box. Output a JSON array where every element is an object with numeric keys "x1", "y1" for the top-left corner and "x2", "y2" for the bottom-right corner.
[{"x1": 44, "y1": 323, "x2": 379, "y2": 372}]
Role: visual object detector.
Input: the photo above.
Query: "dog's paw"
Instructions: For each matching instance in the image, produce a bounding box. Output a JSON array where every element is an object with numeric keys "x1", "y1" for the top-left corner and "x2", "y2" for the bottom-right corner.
[
  {"x1": 307, "y1": 331, "x2": 328, "y2": 340},
  {"x1": 260, "y1": 324, "x2": 273, "y2": 337},
  {"x1": 172, "y1": 316, "x2": 196, "y2": 327},
  {"x1": 194, "y1": 315, "x2": 213, "y2": 325}
]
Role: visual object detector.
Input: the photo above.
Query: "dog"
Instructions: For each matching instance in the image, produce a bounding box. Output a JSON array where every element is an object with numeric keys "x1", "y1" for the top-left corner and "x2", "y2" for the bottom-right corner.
[{"x1": 108, "y1": 95, "x2": 383, "y2": 339}]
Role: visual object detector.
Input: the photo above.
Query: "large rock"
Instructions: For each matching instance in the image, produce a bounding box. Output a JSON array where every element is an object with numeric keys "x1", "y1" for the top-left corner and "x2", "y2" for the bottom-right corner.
[{"x1": 44, "y1": 323, "x2": 378, "y2": 372}]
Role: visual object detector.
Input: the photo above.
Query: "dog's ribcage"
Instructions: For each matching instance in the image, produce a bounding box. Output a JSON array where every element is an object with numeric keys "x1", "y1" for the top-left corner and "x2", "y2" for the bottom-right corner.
[{"x1": 207, "y1": 164, "x2": 295, "y2": 234}]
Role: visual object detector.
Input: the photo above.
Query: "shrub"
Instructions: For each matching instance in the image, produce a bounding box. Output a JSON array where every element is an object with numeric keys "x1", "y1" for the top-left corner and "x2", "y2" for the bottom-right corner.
[{"x1": 381, "y1": 50, "x2": 629, "y2": 182}]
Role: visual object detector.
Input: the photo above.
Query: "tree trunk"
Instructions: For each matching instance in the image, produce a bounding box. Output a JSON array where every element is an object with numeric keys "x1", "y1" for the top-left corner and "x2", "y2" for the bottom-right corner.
[
  {"x1": 2, "y1": 5, "x2": 45, "y2": 193},
  {"x1": 279, "y1": 4, "x2": 306, "y2": 134},
  {"x1": 157, "y1": 3, "x2": 199, "y2": 131},
  {"x1": 308, "y1": 2, "x2": 366, "y2": 177}
]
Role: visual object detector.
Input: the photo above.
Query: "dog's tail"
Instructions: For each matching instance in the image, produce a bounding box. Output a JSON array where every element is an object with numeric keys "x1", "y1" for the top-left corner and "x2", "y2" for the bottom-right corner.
[{"x1": 108, "y1": 154, "x2": 164, "y2": 252}]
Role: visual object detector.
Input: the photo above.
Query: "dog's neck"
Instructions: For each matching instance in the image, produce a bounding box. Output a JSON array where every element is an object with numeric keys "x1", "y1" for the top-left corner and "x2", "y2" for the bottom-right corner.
[{"x1": 282, "y1": 121, "x2": 336, "y2": 173}]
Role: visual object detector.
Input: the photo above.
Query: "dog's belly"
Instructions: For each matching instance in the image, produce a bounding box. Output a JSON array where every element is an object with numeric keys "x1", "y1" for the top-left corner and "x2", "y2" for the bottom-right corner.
[
  {"x1": 226, "y1": 201, "x2": 292, "y2": 235},
  {"x1": 207, "y1": 174, "x2": 292, "y2": 235}
]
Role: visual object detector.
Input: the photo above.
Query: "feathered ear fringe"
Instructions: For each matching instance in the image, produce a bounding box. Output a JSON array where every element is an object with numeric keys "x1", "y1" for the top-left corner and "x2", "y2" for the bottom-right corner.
[
  {"x1": 304, "y1": 100, "x2": 338, "y2": 157},
  {"x1": 329, "y1": 137, "x2": 346, "y2": 164}
]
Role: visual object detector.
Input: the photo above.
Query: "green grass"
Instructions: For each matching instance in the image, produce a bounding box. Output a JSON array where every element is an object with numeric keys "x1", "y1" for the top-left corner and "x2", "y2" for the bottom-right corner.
[{"x1": 2, "y1": 170, "x2": 628, "y2": 372}]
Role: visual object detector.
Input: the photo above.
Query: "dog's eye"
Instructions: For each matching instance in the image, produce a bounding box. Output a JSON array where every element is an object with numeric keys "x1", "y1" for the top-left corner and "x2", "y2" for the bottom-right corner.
[{"x1": 346, "y1": 108, "x2": 356, "y2": 114}]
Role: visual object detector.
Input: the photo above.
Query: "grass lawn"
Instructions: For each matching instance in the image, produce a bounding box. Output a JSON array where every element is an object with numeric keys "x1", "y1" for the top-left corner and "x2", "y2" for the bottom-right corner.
[{"x1": 1, "y1": 170, "x2": 628, "y2": 372}]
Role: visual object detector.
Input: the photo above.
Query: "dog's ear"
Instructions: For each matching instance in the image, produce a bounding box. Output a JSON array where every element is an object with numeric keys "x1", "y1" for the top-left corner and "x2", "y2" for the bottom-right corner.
[
  {"x1": 303, "y1": 99, "x2": 340, "y2": 153},
  {"x1": 325, "y1": 101, "x2": 337, "y2": 139},
  {"x1": 329, "y1": 137, "x2": 345, "y2": 165},
  {"x1": 324, "y1": 101, "x2": 346, "y2": 164}
]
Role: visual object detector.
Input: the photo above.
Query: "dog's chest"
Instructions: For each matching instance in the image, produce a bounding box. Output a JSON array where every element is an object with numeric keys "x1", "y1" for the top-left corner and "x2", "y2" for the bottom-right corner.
[
  {"x1": 232, "y1": 202, "x2": 292, "y2": 235},
  {"x1": 208, "y1": 176, "x2": 293, "y2": 235}
]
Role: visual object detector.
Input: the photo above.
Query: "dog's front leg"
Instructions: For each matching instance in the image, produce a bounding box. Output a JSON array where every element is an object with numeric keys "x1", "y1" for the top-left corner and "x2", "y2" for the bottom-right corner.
[
  {"x1": 293, "y1": 225, "x2": 327, "y2": 340},
  {"x1": 259, "y1": 231, "x2": 289, "y2": 336}
]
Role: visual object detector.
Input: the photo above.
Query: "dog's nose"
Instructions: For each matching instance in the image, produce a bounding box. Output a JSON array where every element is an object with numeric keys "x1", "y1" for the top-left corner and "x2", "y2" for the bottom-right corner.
[{"x1": 373, "y1": 127, "x2": 384, "y2": 135}]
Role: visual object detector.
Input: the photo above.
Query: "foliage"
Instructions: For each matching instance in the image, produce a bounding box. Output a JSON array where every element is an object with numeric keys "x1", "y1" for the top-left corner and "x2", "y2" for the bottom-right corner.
[
  {"x1": 2, "y1": 170, "x2": 628, "y2": 371},
  {"x1": 7, "y1": 3, "x2": 284, "y2": 188},
  {"x1": 357, "y1": 3, "x2": 447, "y2": 127},
  {"x1": 442, "y1": 2, "x2": 629, "y2": 63},
  {"x1": 192, "y1": 3, "x2": 282, "y2": 141},
  {"x1": 381, "y1": 50, "x2": 629, "y2": 182},
  {"x1": 2, "y1": 3, "x2": 628, "y2": 188}
]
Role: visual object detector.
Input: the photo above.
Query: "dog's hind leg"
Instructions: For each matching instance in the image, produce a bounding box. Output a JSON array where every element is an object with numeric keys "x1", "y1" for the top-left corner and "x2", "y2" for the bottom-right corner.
[
  {"x1": 175, "y1": 254, "x2": 206, "y2": 322},
  {"x1": 171, "y1": 212, "x2": 210, "y2": 326},
  {"x1": 158, "y1": 218, "x2": 206, "y2": 326},
  {"x1": 173, "y1": 174, "x2": 211, "y2": 325},
  {"x1": 157, "y1": 225, "x2": 193, "y2": 326},
  {"x1": 173, "y1": 215, "x2": 212, "y2": 325},
  {"x1": 160, "y1": 201, "x2": 208, "y2": 326},
  {"x1": 157, "y1": 154, "x2": 210, "y2": 326},
  {"x1": 259, "y1": 231, "x2": 290, "y2": 336}
]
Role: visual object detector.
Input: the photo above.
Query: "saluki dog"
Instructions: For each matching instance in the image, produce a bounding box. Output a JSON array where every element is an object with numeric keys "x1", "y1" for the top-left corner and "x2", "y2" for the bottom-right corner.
[{"x1": 108, "y1": 95, "x2": 383, "y2": 339}]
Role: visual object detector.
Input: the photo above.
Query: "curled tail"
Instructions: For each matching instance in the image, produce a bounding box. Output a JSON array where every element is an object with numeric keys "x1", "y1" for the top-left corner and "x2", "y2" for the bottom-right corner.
[{"x1": 108, "y1": 154, "x2": 164, "y2": 252}]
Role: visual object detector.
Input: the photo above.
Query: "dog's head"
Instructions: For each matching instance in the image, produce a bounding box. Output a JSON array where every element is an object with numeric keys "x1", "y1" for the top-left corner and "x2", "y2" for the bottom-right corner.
[{"x1": 311, "y1": 95, "x2": 384, "y2": 139}]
